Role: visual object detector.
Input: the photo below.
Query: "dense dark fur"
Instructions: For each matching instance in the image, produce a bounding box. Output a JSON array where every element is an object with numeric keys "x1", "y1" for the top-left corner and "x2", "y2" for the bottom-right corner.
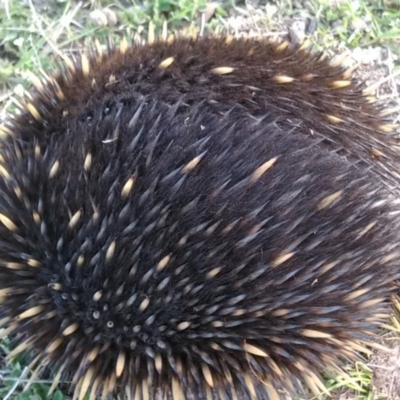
[{"x1": 1, "y1": 37, "x2": 400, "y2": 399}]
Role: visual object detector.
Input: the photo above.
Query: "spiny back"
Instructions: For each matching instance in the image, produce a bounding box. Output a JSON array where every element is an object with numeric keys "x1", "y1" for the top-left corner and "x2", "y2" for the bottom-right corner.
[
  {"x1": 13, "y1": 37, "x2": 400, "y2": 188},
  {"x1": 0, "y1": 36, "x2": 400, "y2": 400}
]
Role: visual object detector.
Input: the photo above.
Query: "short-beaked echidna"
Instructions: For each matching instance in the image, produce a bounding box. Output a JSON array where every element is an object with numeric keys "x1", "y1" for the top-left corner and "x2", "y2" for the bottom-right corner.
[{"x1": 1, "y1": 35, "x2": 400, "y2": 399}]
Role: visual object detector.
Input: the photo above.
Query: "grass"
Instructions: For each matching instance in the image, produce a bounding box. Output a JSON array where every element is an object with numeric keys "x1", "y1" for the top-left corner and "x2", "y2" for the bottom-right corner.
[
  {"x1": 0, "y1": 0, "x2": 400, "y2": 398},
  {"x1": 306, "y1": 0, "x2": 400, "y2": 49}
]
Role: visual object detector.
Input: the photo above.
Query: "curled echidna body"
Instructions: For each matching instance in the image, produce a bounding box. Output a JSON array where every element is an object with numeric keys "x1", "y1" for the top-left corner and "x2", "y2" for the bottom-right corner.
[{"x1": 1, "y1": 35, "x2": 400, "y2": 399}]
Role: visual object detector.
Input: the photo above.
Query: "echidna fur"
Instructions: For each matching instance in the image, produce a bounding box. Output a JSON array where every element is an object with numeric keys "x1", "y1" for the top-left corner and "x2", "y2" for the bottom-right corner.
[{"x1": 1, "y1": 35, "x2": 400, "y2": 399}]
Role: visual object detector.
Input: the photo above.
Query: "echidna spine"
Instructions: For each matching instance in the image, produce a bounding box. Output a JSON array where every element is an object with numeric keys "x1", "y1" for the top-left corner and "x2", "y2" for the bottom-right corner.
[{"x1": 0, "y1": 33, "x2": 400, "y2": 400}]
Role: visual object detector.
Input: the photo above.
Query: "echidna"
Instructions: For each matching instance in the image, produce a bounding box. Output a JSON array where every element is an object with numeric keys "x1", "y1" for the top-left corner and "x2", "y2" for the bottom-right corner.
[{"x1": 1, "y1": 33, "x2": 400, "y2": 400}]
